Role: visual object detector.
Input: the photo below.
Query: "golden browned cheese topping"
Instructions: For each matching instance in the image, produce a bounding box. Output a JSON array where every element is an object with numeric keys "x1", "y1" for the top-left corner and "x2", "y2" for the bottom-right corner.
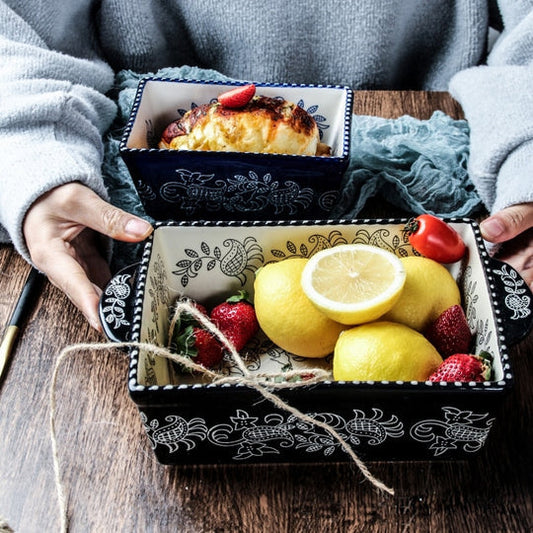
[
  {"x1": 159, "y1": 95, "x2": 330, "y2": 156},
  {"x1": 160, "y1": 104, "x2": 210, "y2": 143}
]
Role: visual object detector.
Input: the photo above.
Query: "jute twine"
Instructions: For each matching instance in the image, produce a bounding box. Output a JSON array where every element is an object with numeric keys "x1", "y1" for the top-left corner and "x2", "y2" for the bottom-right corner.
[{"x1": 48, "y1": 299, "x2": 393, "y2": 532}]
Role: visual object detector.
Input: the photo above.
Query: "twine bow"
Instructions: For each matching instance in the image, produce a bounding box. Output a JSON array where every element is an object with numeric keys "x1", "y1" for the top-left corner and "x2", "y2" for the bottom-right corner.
[{"x1": 50, "y1": 300, "x2": 394, "y2": 532}]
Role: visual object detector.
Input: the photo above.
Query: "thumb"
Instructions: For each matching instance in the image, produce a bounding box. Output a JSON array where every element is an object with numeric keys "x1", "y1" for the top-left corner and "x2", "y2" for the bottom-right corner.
[
  {"x1": 480, "y1": 203, "x2": 533, "y2": 244},
  {"x1": 76, "y1": 188, "x2": 153, "y2": 242}
]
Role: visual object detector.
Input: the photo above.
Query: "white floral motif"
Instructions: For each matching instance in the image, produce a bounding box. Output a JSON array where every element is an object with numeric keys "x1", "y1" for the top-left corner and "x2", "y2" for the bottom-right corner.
[
  {"x1": 493, "y1": 264, "x2": 531, "y2": 320},
  {"x1": 159, "y1": 169, "x2": 315, "y2": 216},
  {"x1": 409, "y1": 406, "x2": 494, "y2": 456},
  {"x1": 293, "y1": 409, "x2": 403, "y2": 455},
  {"x1": 140, "y1": 412, "x2": 208, "y2": 453},
  {"x1": 208, "y1": 411, "x2": 295, "y2": 460},
  {"x1": 101, "y1": 273, "x2": 131, "y2": 329},
  {"x1": 207, "y1": 408, "x2": 404, "y2": 460},
  {"x1": 140, "y1": 409, "x2": 405, "y2": 459}
]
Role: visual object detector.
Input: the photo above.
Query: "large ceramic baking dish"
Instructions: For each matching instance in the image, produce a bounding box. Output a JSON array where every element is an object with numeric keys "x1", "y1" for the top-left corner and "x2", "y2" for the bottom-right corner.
[{"x1": 100, "y1": 219, "x2": 532, "y2": 464}]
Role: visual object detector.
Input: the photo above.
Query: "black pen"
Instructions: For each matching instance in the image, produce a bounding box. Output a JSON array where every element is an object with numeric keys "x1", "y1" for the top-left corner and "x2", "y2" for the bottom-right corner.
[{"x1": 0, "y1": 267, "x2": 45, "y2": 382}]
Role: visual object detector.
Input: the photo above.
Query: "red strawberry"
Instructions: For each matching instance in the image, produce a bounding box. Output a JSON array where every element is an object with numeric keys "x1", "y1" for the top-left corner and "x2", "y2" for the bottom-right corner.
[
  {"x1": 218, "y1": 84, "x2": 256, "y2": 108},
  {"x1": 173, "y1": 325, "x2": 224, "y2": 369},
  {"x1": 210, "y1": 290, "x2": 259, "y2": 352},
  {"x1": 425, "y1": 304, "x2": 472, "y2": 358},
  {"x1": 172, "y1": 298, "x2": 208, "y2": 331},
  {"x1": 182, "y1": 299, "x2": 208, "y2": 325},
  {"x1": 190, "y1": 300, "x2": 208, "y2": 317},
  {"x1": 428, "y1": 352, "x2": 493, "y2": 382}
]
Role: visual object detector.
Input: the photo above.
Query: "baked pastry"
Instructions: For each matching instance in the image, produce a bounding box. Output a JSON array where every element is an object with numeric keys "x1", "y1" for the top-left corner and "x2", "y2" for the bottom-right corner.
[{"x1": 159, "y1": 93, "x2": 331, "y2": 156}]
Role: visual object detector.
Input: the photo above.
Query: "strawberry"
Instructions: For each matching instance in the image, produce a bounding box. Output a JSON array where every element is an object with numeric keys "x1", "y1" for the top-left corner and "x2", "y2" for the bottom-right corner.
[
  {"x1": 181, "y1": 299, "x2": 208, "y2": 326},
  {"x1": 189, "y1": 300, "x2": 208, "y2": 317},
  {"x1": 428, "y1": 351, "x2": 493, "y2": 382},
  {"x1": 171, "y1": 298, "x2": 209, "y2": 333},
  {"x1": 217, "y1": 84, "x2": 256, "y2": 108},
  {"x1": 425, "y1": 304, "x2": 472, "y2": 358},
  {"x1": 172, "y1": 325, "x2": 224, "y2": 369},
  {"x1": 210, "y1": 290, "x2": 259, "y2": 352}
]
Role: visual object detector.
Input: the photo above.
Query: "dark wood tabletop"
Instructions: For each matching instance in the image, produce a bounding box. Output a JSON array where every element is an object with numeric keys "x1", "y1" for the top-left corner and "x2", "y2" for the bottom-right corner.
[{"x1": 0, "y1": 92, "x2": 531, "y2": 533}]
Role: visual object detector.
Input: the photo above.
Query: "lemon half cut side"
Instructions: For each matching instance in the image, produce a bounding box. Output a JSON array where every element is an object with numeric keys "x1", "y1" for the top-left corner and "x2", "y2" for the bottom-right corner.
[{"x1": 301, "y1": 244, "x2": 407, "y2": 325}]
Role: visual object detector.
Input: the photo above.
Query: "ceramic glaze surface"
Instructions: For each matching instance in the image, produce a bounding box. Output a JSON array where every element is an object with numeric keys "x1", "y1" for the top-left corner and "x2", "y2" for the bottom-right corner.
[
  {"x1": 120, "y1": 79, "x2": 353, "y2": 220},
  {"x1": 100, "y1": 219, "x2": 532, "y2": 463}
]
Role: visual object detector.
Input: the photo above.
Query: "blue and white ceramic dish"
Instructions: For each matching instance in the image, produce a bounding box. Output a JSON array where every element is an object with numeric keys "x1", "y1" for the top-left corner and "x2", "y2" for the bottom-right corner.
[
  {"x1": 119, "y1": 78, "x2": 353, "y2": 220},
  {"x1": 100, "y1": 219, "x2": 532, "y2": 464}
]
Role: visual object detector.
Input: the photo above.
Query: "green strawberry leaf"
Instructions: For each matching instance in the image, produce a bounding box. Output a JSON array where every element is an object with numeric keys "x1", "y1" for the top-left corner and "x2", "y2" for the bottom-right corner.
[{"x1": 226, "y1": 289, "x2": 251, "y2": 304}]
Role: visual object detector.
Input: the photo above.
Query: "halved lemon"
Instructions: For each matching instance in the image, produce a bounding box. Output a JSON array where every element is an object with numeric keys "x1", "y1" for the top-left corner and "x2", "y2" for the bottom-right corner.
[{"x1": 300, "y1": 244, "x2": 406, "y2": 325}]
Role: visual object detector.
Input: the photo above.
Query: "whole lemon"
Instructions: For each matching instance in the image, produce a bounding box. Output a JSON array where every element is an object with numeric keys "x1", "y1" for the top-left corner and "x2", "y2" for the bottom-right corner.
[
  {"x1": 333, "y1": 321, "x2": 442, "y2": 381},
  {"x1": 382, "y1": 256, "x2": 461, "y2": 331},
  {"x1": 254, "y1": 258, "x2": 348, "y2": 357}
]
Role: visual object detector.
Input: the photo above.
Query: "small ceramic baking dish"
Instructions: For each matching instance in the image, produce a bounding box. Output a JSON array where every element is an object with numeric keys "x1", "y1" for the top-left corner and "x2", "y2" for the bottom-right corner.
[
  {"x1": 99, "y1": 219, "x2": 532, "y2": 464},
  {"x1": 119, "y1": 78, "x2": 353, "y2": 221}
]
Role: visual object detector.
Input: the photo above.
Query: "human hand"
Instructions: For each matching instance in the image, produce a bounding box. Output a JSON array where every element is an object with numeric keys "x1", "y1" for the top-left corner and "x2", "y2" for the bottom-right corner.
[
  {"x1": 480, "y1": 202, "x2": 533, "y2": 291},
  {"x1": 23, "y1": 182, "x2": 153, "y2": 332}
]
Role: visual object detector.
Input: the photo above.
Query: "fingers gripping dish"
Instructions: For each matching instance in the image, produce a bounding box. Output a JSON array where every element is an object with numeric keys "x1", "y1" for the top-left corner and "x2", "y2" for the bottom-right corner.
[{"x1": 159, "y1": 84, "x2": 331, "y2": 156}]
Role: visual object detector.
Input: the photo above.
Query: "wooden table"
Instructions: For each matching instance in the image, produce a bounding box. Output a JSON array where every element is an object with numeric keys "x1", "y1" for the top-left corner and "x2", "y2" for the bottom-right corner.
[{"x1": 1, "y1": 92, "x2": 531, "y2": 533}]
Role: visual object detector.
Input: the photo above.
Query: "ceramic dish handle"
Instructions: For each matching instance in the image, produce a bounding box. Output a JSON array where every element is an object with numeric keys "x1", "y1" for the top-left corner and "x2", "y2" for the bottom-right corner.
[
  {"x1": 487, "y1": 257, "x2": 533, "y2": 345},
  {"x1": 98, "y1": 262, "x2": 140, "y2": 343}
]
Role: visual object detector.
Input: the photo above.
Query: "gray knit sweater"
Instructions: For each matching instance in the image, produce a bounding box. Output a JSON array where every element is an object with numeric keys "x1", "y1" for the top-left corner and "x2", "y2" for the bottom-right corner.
[{"x1": 1, "y1": 0, "x2": 532, "y2": 262}]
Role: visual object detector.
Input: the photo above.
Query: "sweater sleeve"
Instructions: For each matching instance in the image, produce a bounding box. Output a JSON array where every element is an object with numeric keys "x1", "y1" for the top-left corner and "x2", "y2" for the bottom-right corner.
[
  {"x1": 0, "y1": 2, "x2": 117, "y2": 262},
  {"x1": 448, "y1": 2, "x2": 533, "y2": 214}
]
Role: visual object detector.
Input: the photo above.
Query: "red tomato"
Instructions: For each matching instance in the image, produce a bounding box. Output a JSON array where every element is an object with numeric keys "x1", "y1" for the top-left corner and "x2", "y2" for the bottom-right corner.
[{"x1": 404, "y1": 214, "x2": 466, "y2": 263}]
